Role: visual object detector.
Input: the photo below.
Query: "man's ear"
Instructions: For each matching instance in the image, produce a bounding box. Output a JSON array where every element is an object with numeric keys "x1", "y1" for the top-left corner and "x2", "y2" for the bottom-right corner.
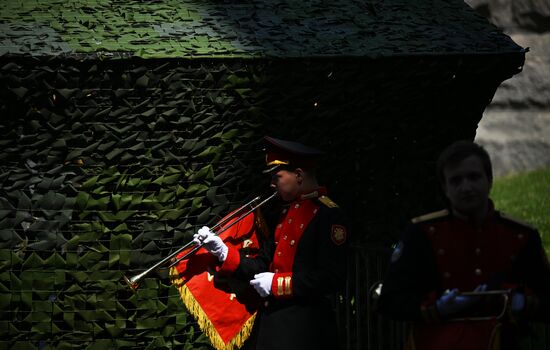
[{"x1": 294, "y1": 168, "x2": 304, "y2": 181}]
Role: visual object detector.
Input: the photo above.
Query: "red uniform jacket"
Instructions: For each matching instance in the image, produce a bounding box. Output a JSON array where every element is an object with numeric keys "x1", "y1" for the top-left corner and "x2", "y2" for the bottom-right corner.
[
  {"x1": 219, "y1": 188, "x2": 349, "y2": 350},
  {"x1": 379, "y1": 202, "x2": 550, "y2": 350}
]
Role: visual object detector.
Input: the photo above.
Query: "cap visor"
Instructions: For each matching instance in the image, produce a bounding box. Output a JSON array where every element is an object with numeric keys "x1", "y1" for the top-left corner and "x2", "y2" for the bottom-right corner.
[{"x1": 262, "y1": 164, "x2": 282, "y2": 174}]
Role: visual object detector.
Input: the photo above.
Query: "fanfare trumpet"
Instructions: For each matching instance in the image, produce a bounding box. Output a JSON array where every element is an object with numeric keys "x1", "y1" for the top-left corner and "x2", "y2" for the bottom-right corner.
[
  {"x1": 122, "y1": 192, "x2": 277, "y2": 290},
  {"x1": 370, "y1": 283, "x2": 511, "y2": 321},
  {"x1": 449, "y1": 290, "x2": 510, "y2": 322}
]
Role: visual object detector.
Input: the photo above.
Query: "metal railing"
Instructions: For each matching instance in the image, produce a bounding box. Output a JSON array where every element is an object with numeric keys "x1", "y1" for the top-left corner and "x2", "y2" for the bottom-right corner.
[{"x1": 336, "y1": 245, "x2": 407, "y2": 350}]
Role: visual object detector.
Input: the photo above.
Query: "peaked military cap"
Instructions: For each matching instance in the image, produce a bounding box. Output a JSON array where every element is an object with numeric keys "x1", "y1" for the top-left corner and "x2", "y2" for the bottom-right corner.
[{"x1": 263, "y1": 136, "x2": 324, "y2": 173}]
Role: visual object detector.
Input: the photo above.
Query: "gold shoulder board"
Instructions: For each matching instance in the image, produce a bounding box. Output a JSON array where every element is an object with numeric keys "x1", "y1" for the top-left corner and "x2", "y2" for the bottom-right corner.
[
  {"x1": 499, "y1": 212, "x2": 536, "y2": 230},
  {"x1": 318, "y1": 196, "x2": 339, "y2": 208},
  {"x1": 411, "y1": 209, "x2": 449, "y2": 224}
]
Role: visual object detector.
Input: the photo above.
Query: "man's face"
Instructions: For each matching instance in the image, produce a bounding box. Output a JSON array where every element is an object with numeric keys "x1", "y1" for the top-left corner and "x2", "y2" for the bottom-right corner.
[
  {"x1": 442, "y1": 155, "x2": 491, "y2": 217},
  {"x1": 270, "y1": 169, "x2": 301, "y2": 202}
]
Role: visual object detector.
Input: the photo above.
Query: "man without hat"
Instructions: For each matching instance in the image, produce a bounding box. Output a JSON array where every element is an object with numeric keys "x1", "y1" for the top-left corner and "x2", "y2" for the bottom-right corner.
[
  {"x1": 378, "y1": 140, "x2": 550, "y2": 350},
  {"x1": 194, "y1": 136, "x2": 350, "y2": 350}
]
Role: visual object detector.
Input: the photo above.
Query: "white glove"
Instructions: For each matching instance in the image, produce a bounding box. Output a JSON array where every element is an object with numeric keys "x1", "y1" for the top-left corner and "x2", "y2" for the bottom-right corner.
[
  {"x1": 250, "y1": 272, "x2": 274, "y2": 297},
  {"x1": 192, "y1": 226, "x2": 212, "y2": 245},
  {"x1": 192, "y1": 226, "x2": 228, "y2": 262}
]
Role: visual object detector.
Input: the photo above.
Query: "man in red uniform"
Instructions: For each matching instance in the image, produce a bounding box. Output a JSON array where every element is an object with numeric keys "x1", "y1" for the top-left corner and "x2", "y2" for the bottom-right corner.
[
  {"x1": 194, "y1": 136, "x2": 349, "y2": 350},
  {"x1": 378, "y1": 140, "x2": 550, "y2": 350}
]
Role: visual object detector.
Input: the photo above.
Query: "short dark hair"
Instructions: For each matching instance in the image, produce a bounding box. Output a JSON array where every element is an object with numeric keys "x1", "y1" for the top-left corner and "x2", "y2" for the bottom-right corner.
[{"x1": 436, "y1": 140, "x2": 493, "y2": 185}]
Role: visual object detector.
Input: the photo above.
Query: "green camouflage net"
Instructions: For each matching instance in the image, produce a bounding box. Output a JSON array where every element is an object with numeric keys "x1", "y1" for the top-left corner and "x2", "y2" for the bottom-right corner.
[
  {"x1": 0, "y1": 0, "x2": 521, "y2": 58},
  {"x1": 0, "y1": 0, "x2": 527, "y2": 348},
  {"x1": 0, "y1": 59, "x2": 265, "y2": 349},
  {"x1": 0, "y1": 53, "x2": 524, "y2": 348}
]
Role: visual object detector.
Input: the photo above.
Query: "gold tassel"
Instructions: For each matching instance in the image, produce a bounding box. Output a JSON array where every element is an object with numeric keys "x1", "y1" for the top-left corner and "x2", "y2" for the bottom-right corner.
[{"x1": 170, "y1": 267, "x2": 256, "y2": 350}]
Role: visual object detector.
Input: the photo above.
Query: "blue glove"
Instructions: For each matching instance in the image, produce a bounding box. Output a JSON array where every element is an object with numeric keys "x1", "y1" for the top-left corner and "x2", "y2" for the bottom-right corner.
[
  {"x1": 436, "y1": 284, "x2": 487, "y2": 317},
  {"x1": 511, "y1": 292, "x2": 525, "y2": 314}
]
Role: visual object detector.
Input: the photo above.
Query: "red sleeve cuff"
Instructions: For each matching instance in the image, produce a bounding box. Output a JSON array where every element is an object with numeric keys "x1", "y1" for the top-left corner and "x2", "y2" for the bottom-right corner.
[
  {"x1": 219, "y1": 246, "x2": 240, "y2": 274},
  {"x1": 271, "y1": 272, "x2": 293, "y2": 299}
]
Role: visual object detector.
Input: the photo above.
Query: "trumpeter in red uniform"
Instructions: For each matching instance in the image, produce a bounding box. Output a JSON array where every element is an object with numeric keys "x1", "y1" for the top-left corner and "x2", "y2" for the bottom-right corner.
[
  {"x1": 378, "y1": 141, "x2": 550, "y2": 350},
  {"x1": 194, "y1": 136, "x2": 349, "y2": 350}
]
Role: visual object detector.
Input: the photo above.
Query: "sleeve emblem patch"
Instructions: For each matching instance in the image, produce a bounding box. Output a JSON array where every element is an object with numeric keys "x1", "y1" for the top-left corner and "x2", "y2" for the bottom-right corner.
[{"x1": 331, "y1": 225, "x2": 347, "y2": 246}]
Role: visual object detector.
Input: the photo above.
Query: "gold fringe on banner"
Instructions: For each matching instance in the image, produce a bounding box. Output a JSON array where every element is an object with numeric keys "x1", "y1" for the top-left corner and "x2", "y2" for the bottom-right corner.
[{"x1": 170, "y1": 267, "x2": 256, "y2": 350}]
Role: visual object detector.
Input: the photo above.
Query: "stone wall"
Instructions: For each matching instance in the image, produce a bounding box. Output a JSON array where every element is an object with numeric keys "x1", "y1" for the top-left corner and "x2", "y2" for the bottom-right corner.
[{"x1": 467, "y1": 0, "x2": 550, "y2": 177}]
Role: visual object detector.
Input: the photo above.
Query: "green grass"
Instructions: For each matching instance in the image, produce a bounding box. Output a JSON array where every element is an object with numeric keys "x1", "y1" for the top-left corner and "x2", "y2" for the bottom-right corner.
[{"x1": 491, "y1": 167, "x2": 550, "y2": 257}]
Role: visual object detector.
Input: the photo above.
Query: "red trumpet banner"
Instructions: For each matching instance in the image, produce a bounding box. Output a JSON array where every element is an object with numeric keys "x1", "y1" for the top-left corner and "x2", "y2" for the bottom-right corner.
[{"x1": 170, "y1": 209, "x2": 269, "y2": 350}]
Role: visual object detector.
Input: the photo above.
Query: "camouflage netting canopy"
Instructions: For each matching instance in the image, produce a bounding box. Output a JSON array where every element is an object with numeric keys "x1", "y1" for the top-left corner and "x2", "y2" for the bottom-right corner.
[
  {"x1": 0, "y1": 0, "x2": 525, "y2": 348},
  {"x1": 0, "y1": 0, "x2": 523, "y2": 58}
]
